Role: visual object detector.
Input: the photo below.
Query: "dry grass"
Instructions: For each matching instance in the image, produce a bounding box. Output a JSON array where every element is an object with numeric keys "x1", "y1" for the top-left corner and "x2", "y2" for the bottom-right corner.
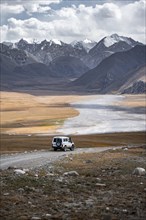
[
  {"x1": 0, "y1": 92, "x2": 82, "y2": 134},
  {"x1": 1, "y1": 147, "x2": 146, "y2": 220},
  {"x1": 0, "y1": 131, "x2": 145, "y2": 154},
  {"x1": 120, "y1": 94, "x2": 146, "y2": 107},
  {"x1": 55, "y1": 146, "x2": 146, "y2": 176}
]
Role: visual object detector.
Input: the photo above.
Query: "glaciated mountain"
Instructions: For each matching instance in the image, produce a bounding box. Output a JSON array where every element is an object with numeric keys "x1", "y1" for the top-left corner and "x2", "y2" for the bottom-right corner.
[
  {"x1": 2, "y1": 34, "x2": 142, "y2": 69},
  {"x1": 13, "y1": 39, "x2": 88, "y2": 65},
  {"x1": 1, "y1": 35, "x2": 145, "y2": 93},
  {"x1": 103, "y1": 34, "x2": 137, "y2": 47},
  {"x1": 87, "y1": 33, "x2": 143, "y2": 68}
]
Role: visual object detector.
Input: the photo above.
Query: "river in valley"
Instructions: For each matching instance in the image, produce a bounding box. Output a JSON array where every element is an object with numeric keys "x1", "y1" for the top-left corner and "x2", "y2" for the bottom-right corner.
[{"x1": 58, "y1": 95, "x2": 146, "y2": 135}]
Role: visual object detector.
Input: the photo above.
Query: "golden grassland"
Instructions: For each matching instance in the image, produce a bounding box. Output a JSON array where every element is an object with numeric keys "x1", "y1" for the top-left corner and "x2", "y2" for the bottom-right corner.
[
  {"x1": 119, "y1": 94, "x2": 146, "y2": 107},
  {"x1": 0, "y1": 91, "x2": 83, "y2": 134}
]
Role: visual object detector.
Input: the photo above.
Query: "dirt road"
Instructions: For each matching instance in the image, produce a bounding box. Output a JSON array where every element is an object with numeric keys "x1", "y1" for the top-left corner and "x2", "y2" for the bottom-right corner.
[{"x1": 0, "y1": 147, "x2": 113, "y2": 170}]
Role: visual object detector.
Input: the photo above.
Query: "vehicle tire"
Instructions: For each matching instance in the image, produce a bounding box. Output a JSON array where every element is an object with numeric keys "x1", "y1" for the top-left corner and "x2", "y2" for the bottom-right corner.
[
  {"x1": 70, "y1": 145, "x2": 74, "y2": 151},
  {"x1": 64, "y1": 146, "x2": 67, "y2": 152},
  {"x1": 54, "y1": 148, "x2": 57, "y2": 151}
]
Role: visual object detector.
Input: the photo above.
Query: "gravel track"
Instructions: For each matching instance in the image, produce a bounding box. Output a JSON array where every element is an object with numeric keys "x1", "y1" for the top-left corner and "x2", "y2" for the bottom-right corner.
[{"x1": 0, "y1": 147, "x2": 113, "y2": 170}]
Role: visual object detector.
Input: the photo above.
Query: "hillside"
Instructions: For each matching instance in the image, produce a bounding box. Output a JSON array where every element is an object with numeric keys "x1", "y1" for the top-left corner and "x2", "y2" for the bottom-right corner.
[
  {"x1": 0, "y1": 53, "x2": 58, "y2": 90},
  {"x1": 70, "y1": 45, "x2": 146, "y2": 93},
  {"x1": 119, "y1": 66, "x2": 146, "y2": 94},
  {"x1": 49, "y1": 56, "x2": 89, "y2": 78}
]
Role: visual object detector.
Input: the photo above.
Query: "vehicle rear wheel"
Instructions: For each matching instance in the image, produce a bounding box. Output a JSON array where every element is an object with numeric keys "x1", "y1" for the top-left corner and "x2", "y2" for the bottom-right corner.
[
  {"x1": 70, "y1": 145, "x2": 74, "y2": 151},
  {"x1": 54, "y1": 148, "x2": 57, "y2": 151}
]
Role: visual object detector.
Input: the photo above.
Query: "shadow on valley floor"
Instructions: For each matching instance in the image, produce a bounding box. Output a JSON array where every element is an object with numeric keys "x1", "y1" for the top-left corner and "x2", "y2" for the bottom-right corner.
[
  {"x1": 0, "y1": 83, "x2": 95, "y2": 96},
  {"x1": 72, "y1": 103, "x2": 146, "y2": 114}
]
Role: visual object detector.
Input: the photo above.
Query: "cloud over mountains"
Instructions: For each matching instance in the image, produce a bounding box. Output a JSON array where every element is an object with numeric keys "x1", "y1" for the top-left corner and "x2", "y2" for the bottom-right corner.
[{"x1": 0, "y1": 0, "x2": 145, "y2": 43}]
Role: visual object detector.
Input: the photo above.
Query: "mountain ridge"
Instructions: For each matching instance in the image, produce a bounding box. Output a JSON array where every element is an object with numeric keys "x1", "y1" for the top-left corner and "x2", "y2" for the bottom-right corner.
[
  {"x1": 1, "y1": 34, "x2": 145, "y2": 94},
  {"x1": 70, "y1": 45, "x2": 146, "y2": 94}
]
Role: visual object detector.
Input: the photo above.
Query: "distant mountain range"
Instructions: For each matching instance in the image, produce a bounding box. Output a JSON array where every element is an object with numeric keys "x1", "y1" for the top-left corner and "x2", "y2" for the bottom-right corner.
[{"x1": 0, "y1": 34, "x2": 146, "y2": 94}]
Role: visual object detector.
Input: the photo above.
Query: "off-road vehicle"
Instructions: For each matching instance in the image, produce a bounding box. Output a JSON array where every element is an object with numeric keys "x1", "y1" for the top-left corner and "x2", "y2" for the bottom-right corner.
[{"x1": 52, "y1": 136, "x2": 75, "y2": 151}]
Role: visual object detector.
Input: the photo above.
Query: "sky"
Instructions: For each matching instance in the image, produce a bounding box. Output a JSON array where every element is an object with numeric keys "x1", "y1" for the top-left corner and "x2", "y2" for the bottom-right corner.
[{"x1": 0, "y1": 0, "x2": 145, "y2": 44}]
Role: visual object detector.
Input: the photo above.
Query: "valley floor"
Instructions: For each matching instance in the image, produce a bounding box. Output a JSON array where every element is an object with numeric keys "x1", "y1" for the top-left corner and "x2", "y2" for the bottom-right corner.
[{"x1": 0, "y1": 91, "x2": 145, "y2": 136}]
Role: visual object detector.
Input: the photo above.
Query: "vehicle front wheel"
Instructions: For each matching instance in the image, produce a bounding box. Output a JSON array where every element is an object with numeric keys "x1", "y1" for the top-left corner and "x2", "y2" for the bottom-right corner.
[{"x1": 64, "y1": 146, "x2": 67, "y2": 152}]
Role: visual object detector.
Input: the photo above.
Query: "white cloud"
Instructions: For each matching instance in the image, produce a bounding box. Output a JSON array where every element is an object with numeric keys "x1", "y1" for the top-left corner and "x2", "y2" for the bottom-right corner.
[
  {"x1": 0, "y1": 0, "x2": 145, "y2": 43},
  {"x1": 1, "y1": 3, "x2": 25, "y2": 14},
  {"x1": 24, "y1": 3, "x2": 51, "y2": 15},
  {"x1": 1, "y1": 0, "x2": 61, "y2": 16}
]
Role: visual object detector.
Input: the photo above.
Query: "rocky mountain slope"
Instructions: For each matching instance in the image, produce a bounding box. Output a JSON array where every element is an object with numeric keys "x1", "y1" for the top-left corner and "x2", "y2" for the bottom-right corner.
[
  {"x1": 3, "y1": 38, "x2": 88, "y2": 66},
  {"x1": 71, "y1": 39, "x2": 96, "y2": 52},
  {"x1": 49, "y1": 56, "x2": 89, "y2": 78},
  {"x1": 119, "y1": 66, "x2": 146, "y2": 94},
  {"x1": 2, "y1": 34, "x2": 141, "y2": 69},
  {"x1": 70, "y1": 45, "x2": 146, "y2": 93},
  {"x1": 1, "y1": 34, "x2": 145, "y2": 93},
  {"x1": 0, "y1": 43, "x2": 37, "y2": 65},
  {"x1": 0, "y1": 53, "x2": 57, "y2": 90},
  {"x1": 122, "y1": 81, "x2": 146, "y2": 94},
  {"x1": 86, "y1": 34, "x2": 143, "y2": 68}
]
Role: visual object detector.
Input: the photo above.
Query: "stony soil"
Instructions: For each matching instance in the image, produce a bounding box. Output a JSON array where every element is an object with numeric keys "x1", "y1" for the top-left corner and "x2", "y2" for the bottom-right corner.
[{"x1": 0, "y1": 146, "x2": 146, "y2": 220}]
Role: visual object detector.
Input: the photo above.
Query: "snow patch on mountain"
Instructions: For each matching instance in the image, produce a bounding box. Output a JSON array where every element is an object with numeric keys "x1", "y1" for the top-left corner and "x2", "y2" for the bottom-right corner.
[
  {"x1": 104, "y1": 34, "x2": 133, "y2": 47},
  {"x1": 50, "y1": 39, "x2": 62, "y2": 46},
  {"x1": 83, "y1": 39, "x2": 93, "y2": 44},
  {"x1": 71, "y1": 39, "x2": 96, "y2": 52}
]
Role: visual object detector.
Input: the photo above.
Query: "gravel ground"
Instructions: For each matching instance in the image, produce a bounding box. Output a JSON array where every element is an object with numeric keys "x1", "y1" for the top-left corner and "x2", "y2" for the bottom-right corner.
[
  {"x1": 0, "y1": 147, "x2": 114, "y2": 170},
  {"x1": 0, "y1": 146, "x2": 146, "y2": 220}
]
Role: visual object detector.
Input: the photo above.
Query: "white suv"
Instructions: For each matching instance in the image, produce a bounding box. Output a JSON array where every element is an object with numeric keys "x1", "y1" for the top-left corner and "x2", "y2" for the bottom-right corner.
[{"x1": 52, "y1": 136, "x2": 75, "y2": 151}]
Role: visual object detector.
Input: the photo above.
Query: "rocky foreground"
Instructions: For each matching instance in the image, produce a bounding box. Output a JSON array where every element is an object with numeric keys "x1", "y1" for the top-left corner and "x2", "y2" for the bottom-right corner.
[{"x1": 0, "y1": 146, "x2": 146, "y2": 220}]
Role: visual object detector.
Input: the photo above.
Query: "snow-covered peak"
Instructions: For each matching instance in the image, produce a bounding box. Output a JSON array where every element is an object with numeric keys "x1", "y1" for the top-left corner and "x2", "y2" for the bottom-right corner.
[
  {"x1": 104, "y1": 34, "x2": 133, "y2": 47},
  {"x1": 71, "y1": 39, "x2": 96, "y2": 52},
  {"x1": 82, "y1": 39, "x2": 97, "y2": 52},
  {"x1": 50, "y1": 39, "x2": 62, "y2": 46},
  {"x1": 83, "y1": 39, "x2": 93, "y2": 44}
]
